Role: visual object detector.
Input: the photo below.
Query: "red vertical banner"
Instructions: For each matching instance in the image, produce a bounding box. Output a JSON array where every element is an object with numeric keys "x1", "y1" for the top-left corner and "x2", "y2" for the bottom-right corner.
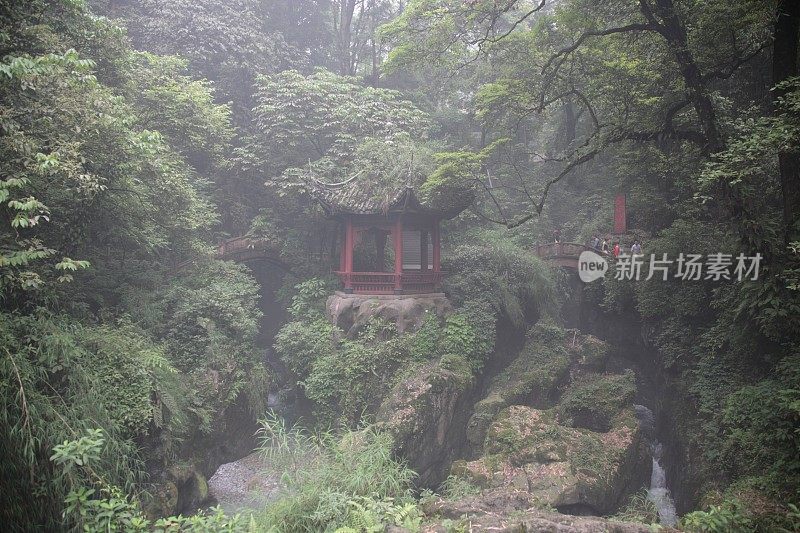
[{"x1": 614, "y1": 194, "x2": 627, "y2": 234}]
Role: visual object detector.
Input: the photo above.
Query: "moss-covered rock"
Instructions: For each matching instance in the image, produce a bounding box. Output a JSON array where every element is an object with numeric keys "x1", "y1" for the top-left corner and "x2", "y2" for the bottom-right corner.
[
  {"x1": 142, "y1": 480, "x2": 179, "y2": 519},
  {"x1": 455, "y1": 405, "x2": 648, "y2": 514},
  {"x1": 466, "y1": 321, "x2": 610, "y2": 448},
  {"x1": 558, "y1": 371, "x2": 637, "y2": 432},
  {"x1": 422, "y1": 489, "x2": 653, "y2": 532},
  {"x1": 168, "y1": 464, "x2": 212, "y2": 514},
  {"x1": 466, "y1": 392, "x2": 507, "y2": 447},
  {"x1": 571, "y1": 331, "x2": 611, "y2": 371},
  {"x1": 376, "y1": 360, "x2": 473, "y2": 486}
]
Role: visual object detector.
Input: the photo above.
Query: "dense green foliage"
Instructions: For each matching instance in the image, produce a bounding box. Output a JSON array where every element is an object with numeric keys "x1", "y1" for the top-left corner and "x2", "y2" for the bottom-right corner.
[
  {"x1": 274, "y1": 278, "x2": 502, "y2": 425},
  {"x1": 0, "y1": 0, "x2": 267, "y2": 528},
  {"x1": 51, "y1": 429, "x2": 249, "y2": 532},
  {"x1": 3, "y1": 0, "x2": 800, "y2": 530},
  {"x1": 255, "y1": 413, "x2": 421, "y2": 532},
  {"x1": 381, "y1": 0, "x2": 800, "y2": 525},
  {"x1": 444, "y1": 231, "x2": 558, "y2": 326}
]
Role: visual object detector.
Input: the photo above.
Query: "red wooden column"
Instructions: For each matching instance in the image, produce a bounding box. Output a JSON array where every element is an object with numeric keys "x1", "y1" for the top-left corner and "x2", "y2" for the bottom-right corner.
[
  {"x1": 344, "y1": 218, "x2": 354, "y2": 292},
  {"x1": 432, "y1": 220, "x2": 441, "y2": 273},
  {"x1": 339, "y1": 224, "x2": 347, "y2": 272},
  {"x1": 420, "y1": 229, "x2": 429, "y2": 272},
  {"x1": 374, "y1": 229, "x2": 386, "y2": 272},
  {"x1": 393, "y1": 217, "x2": 403, "y2": 294},
  {"x1": 614, "y1": 194, "x2": 627, "y2": 234}
]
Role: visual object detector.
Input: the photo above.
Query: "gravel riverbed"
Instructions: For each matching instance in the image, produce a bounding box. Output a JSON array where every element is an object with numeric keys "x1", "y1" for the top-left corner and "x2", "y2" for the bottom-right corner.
[{"x1": 207, "y1": 452, "x2": 280, "y2": 515}]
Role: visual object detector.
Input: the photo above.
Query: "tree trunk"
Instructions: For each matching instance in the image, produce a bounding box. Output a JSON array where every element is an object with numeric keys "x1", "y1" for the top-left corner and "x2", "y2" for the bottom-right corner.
[
  {"x1": 651, "y1": 0, "x2": 724, "y2": 154},
  {"x1": 337, "y1": 0, "x2": 357, "y2": 75},
  {"x1": 773, "y1": 0, "x2": 800, "y2": 242}
]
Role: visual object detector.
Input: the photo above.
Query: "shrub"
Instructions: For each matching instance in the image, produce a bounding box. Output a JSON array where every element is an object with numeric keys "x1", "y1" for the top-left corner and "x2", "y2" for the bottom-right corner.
[
  {"x1": 256, "y1": 413, "x2": 419, "y2": 532},
  {"x1": 718, "y1": 355, "x2": 800, "y2": 493},
  {"x1": 441, "y1": 311, "x2": 491, "y2": 373},
  {"x1": 613, "y1": 489, "x2": 659, "y2": 525},
  {"x1": 0, "y1": 312, "x2": 164, "y2": 528},
  {"x1": 444, "y1": 231, "x2": 557, "y2": 326},
  {"x1": 681, "y1": 500, "x2": 753, "y2": 532},
  {"x1": 124, "y1": 260, "x2": 267, "y2": 428},
  {"x1": 275, "y1": 318, "x2": 337, "y2": 377},
  {"x1": 299, "y1": 318, "x2": 417, "y2": 424},
  {"x1": 52, "y1": 429, "x2": 246, "y2": 532},
  {"x1": 274, "y1": 278, "x2": 496, "y2": 424}
]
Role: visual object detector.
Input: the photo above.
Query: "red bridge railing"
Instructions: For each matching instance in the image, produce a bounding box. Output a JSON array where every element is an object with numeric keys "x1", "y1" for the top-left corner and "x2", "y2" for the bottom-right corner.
[
  {"x1": 535, "y1": 242, "x2": 594, "y2": 270},
  {"x1": 535, "y1": 242, "x2": 592, "y2": 259}
]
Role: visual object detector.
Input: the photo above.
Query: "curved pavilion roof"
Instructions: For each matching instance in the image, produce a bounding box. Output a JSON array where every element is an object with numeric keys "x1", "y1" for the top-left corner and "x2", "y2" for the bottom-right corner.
[{"x1": 308, "y1": 180, "x2": 473, "y2": 220}]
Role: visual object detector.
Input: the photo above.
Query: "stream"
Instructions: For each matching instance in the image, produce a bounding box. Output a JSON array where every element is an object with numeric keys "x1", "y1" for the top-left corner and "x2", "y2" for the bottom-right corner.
[
  {"x1": 635, "y1": 404, "x2": 678, "y2": 526},
  {"x1": 207, "y1": 392, "x2": 286, "y2": 515}
]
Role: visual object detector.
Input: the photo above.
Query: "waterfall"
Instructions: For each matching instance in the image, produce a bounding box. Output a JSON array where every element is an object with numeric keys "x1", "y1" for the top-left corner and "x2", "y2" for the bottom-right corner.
[{"x1": 634, "y1": 405, "x2": 678, "y2": 527}]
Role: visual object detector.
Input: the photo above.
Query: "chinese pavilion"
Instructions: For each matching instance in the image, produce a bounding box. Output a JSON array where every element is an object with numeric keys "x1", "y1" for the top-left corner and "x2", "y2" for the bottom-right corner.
[{"x1": 309, "y1": 182, "x2": 471, "y2": 295}]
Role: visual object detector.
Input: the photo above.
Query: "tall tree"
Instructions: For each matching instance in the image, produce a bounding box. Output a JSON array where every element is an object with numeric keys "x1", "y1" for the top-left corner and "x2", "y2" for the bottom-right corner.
[{"x1": 773, "y1": 0, "x2": 800, "y2": 242}]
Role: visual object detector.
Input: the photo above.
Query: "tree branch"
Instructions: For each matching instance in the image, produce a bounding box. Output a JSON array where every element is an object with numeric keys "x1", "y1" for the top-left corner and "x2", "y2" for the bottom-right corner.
[
  {"x1": 540, "y1": 23, "x2": 659, "y2": 76},
  {"x1": 701, "y1": 42, "x2": 770, "y2": 81}
]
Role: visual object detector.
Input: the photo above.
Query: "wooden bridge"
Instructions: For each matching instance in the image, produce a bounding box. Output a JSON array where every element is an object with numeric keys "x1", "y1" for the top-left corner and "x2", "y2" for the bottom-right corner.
[
  {"x1": 214, "y1": 235, "x2": 290, "y2": 270},
  {"x1": 534, "y1": 242, "x2": 595, "y2": 270}
]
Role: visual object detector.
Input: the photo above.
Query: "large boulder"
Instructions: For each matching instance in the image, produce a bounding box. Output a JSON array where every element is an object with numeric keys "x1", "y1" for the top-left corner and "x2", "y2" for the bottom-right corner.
[
  {"x1": 557, "y1": 371, "x2": 637, "y2": 432},
  {"x1": 466, "y1": 323, "x2": 610, "y2": 448},
  {"x1": 327, "y1": 292, "x2": 451, "y2": 338},
  {"x1": 167, "y1": 464, "x2": 211, "y2": 515},
  {"x1": 453, "y1": 405, "x2": 649, "y2": 515},
  {"x1": 420, "y1": 489, "x2": 654, "y2": 532},
  {"x1": 376, "y1": 360, "x2": 473, "y2": 487}
]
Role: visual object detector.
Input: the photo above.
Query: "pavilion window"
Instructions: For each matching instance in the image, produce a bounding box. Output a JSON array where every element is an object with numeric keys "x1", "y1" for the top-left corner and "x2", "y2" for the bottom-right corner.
[{"x1": 401, "y1": 230, "x2": 432, "y2": 270}]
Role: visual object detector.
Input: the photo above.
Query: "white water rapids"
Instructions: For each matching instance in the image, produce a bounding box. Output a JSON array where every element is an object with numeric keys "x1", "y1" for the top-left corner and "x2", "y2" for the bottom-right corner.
[{"x1": 634, "y1": 404, "x2": 678, "y2": 527}]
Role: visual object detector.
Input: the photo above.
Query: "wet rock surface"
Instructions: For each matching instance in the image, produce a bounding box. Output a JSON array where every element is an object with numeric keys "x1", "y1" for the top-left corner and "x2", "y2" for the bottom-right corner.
[
  {"x1": 451, "y1": 325, "x2": 649, "y2": 518},
  {"x1": 207, "y1": 452, "x2": 280, "y2": 515}
]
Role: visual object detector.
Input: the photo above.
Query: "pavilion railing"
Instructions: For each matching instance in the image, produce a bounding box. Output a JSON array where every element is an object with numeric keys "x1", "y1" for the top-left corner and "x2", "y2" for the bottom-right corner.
[
  {"x1": 400, "y1": 271, "x2": 443, "y2": 293},
  {"x1": 334, "y1": 271, "x2": 443, "y2": 294}
]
